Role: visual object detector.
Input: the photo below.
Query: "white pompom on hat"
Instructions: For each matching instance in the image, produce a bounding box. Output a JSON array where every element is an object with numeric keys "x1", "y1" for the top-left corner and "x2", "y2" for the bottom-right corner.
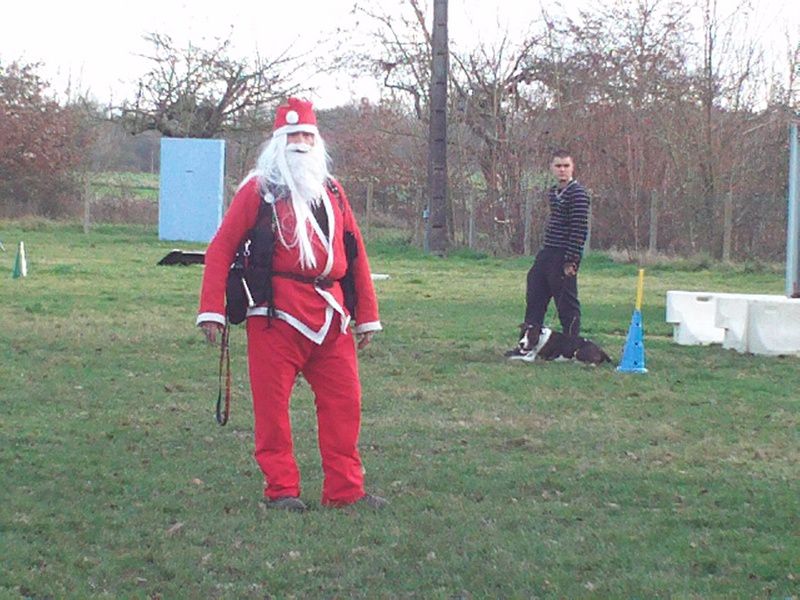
[{"x1": 272, "y1": 97, "x2": 319, "y2": 137}]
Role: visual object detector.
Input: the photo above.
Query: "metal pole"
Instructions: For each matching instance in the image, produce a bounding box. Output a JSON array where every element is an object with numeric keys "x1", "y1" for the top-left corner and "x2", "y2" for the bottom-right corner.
[{"x1": 786, "y1": 122, "x2": 800, "y2": 297}]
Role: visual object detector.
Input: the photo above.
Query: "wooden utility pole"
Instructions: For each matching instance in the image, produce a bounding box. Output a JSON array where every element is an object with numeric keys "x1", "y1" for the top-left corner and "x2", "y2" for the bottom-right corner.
[{"x1": 427, "y1": 0, "x2": 448, "y2": 255}]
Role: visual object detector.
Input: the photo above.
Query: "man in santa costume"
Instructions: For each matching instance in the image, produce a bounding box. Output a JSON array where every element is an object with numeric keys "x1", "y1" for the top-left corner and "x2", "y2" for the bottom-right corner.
[{"x1": 197, "y1": 97, "x2": 386, "y2": 512}]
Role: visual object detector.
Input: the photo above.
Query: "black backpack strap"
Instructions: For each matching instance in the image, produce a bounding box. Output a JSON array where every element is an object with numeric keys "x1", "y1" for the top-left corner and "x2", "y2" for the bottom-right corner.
[
  {"x1": 254, "y1": 193, "x2": 276, "y2": 317},
  {"x1": 324, "y1": 178, "x2": 359, "y2": 319},
  {"x1": 256, "y1": 188, "x2": 274, "y2": 226},
  {"x1": 326, "y1": 178, "x2": 345, "y2": 212}
]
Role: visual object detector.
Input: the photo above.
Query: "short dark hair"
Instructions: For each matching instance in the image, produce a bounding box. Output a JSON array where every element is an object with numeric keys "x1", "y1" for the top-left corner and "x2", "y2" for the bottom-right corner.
[{"x1": 551, "y1": 149, "x2": 572, "y2": 159}]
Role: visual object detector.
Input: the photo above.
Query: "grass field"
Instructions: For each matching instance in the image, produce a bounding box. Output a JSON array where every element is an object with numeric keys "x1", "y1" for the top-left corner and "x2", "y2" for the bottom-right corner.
[{"x1": 1, "y1": 221, "x2": 798, "y2": 599}]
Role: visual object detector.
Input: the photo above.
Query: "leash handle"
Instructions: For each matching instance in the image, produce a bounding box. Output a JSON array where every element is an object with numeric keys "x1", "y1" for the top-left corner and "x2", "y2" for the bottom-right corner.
[{"x1": 216, "y1": 320, "x2": 231, "y2": 426}]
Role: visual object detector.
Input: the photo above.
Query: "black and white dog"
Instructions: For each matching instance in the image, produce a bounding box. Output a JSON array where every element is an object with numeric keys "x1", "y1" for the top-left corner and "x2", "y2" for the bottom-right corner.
[{"x1": 506, "y1": 323, "x2": 612, "y2": 365}]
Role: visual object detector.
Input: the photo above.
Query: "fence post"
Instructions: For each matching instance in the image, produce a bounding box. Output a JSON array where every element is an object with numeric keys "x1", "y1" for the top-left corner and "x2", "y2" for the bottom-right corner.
[
  {"x1": 468, "y1": 191, "x2": 475, "y2": 249},
  {"x1": 722, "y1": 188, "x2": 732, "y2": 262},
  {"x1": 83, "y1": 174, "x2": 93, "y2": 234},
  {"x1": 523, "y1": 192, "x2": 533, "y2": 256},
  {"x1": 365, "y1": 180, "x2": 374, "y2": 241},
  {"x1": 648, "y1": 191, "x2": 658, "y2": 255}
]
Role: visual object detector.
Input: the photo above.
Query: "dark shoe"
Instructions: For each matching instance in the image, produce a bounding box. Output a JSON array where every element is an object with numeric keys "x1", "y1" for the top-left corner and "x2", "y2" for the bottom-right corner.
[
  {"x1": 355, "y1": 493, "x2": 389, "y2": 510},
  {"x1": 264, "y1": 496, "x2": 308, "y2": 513}
]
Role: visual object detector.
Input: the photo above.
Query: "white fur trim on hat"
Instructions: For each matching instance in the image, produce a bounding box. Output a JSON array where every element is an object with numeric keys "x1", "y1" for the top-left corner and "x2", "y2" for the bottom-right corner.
[{"x1": 272, "y1": 123, "x2": 319, "y2": 137}]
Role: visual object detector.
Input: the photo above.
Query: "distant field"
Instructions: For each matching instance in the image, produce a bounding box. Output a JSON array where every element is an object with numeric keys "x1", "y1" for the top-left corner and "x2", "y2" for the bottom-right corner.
[
  {"x1": 89, "y1": 171, "x2": 159, "y2": 201},
  {"x1": 1, "y1": 221, "x2": 798, "y2": 599}
]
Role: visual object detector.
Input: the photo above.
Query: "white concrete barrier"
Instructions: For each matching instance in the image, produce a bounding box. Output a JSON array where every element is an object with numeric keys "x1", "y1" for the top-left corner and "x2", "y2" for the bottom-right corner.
[
  {"x1": 667, "y1": 290, "x2": 800, "y2": 355},
  {"x1": 665, "y1": 291, "x2": 725, "y2": 345},
  {"x1": 714, "y1": 294, "x2": 779, "y2": 353},
  {"x1": 746, "y1": 299, "x2": 800, "y2": 356}
]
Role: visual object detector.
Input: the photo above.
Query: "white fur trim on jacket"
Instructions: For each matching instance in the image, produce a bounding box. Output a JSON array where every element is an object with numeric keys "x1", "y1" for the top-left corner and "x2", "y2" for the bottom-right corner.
[
  {"x1": 197, "y1": 312, "x2": 226, "y2": 326},
  {"x1": 248, "y1": 307, "x2": 335, "y2": 345},
  {"x1": 354, "y1": 321, "x2": 382, "y2": 334}
]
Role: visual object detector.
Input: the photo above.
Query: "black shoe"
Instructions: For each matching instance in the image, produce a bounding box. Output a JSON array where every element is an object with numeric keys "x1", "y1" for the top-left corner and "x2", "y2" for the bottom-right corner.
[
  {"x1": 355, "y1": 493, "x2": 389, "y2": 510},
  {"x1": 264, "y1": 496, "x2": 308, "y2": 512}
]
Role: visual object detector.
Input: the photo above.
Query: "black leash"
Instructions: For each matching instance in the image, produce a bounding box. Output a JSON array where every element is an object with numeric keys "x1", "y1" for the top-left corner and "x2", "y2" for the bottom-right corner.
[{"x1": 216, "y1": 320, "x2": 231, "y2": 426}]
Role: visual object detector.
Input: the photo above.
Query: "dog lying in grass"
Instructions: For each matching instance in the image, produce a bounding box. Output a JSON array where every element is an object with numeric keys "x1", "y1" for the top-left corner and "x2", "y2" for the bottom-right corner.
[{"x1": 505, "y1": 323, "x2": 612, "y2": 365}]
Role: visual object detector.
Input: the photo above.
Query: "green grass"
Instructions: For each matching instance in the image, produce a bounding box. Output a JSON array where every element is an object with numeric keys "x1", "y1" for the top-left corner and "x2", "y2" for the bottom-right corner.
[{"x1": 1, "y1": 221, "x2": 798, "y2": 599}]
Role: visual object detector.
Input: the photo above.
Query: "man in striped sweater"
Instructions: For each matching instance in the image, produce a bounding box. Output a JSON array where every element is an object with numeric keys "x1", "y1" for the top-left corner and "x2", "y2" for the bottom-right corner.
[{"x1": 507, "y1": 150, "x2": 591, "y2": 359}]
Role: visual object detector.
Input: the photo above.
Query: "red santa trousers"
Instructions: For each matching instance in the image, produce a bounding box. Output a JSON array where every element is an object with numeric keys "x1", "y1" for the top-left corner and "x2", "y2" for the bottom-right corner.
[{"x1": 246, "y1": 315, "x2": 365, "y2": 505}]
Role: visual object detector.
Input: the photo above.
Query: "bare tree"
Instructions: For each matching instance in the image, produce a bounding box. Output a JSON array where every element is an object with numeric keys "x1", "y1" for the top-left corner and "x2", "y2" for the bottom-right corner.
[
  {"x1": 337, "y1": 1, "x2": 433, "y2": 120},
  {"x1": 117, "y1": 33, "x2": 302, "y2": 138},
  {"x1": 324, "y1": 0, "x2": 795, "y2": 260},
  {"x1": 448, "y1": 32, "x2": 547, "y2": 253}
]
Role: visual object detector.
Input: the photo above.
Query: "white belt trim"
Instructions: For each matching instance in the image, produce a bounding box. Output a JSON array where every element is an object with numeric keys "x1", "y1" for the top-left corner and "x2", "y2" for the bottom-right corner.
[{"x1": 316, "y1": 286, "x2": 350, "y2": 331}]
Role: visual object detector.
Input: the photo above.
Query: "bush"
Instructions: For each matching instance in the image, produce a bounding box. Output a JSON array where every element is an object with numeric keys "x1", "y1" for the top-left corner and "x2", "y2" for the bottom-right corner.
[{"x1": 0, "y1": 61, "x2": 90, "y2": 218}]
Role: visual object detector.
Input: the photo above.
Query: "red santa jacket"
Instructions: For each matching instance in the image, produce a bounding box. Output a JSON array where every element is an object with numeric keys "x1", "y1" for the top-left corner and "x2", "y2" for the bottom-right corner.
[{"x1": 197, "y1": 176, "x2": 381, "y2": 344}]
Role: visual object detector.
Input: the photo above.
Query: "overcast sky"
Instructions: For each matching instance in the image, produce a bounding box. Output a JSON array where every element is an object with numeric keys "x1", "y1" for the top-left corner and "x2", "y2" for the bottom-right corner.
[{"x1": 1, "y1": 0, "x2": 797, "y2": 109}]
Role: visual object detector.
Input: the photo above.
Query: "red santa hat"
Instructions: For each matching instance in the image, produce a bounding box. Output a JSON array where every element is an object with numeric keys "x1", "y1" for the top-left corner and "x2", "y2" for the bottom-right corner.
[{"x1": 272, "y1": 97, "x2": 319, "y2": 137}]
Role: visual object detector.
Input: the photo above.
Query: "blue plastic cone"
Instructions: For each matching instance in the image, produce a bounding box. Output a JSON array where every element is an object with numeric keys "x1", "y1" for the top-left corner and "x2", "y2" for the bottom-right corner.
[{"x1": 617, "y1": 309, "x2": 647, "y2": 373}]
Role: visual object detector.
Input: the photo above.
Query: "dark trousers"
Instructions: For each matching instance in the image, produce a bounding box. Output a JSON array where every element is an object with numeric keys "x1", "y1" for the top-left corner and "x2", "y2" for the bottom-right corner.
[{"x1": 524, "y1": 247, "x2": 581, "y2": 336}]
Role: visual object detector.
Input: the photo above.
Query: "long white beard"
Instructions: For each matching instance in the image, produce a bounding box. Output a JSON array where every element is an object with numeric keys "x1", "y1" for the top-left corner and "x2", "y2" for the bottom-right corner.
[
  {"x1": 248, "y1": 135, "x2": 332, "y2": 270},
  {"x1": 285, "y1": 145, "x2": 328, "y2": 207}
]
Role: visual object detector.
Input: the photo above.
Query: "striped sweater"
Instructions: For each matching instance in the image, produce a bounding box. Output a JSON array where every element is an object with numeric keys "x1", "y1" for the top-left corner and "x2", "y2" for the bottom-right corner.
[{"x1": 543, "y1": 179, "x2": 590, "y2": 265}]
